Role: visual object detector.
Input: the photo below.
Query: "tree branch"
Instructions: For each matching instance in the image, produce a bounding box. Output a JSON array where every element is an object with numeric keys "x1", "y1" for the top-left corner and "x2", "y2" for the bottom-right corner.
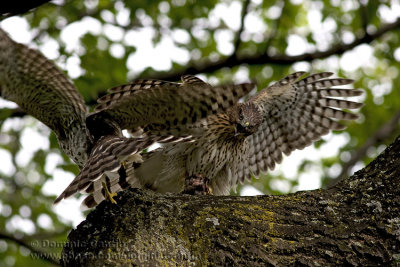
[
  {"x1": 62, "y1": 135, "x2": 400, "y2": 265},
  {"x1": 0, "y1": 232, "x2": 60, "y2": 265},
  {"x1": 136, "y1": 17, "x2": 400, "y2": 81},
  {"x1": 0, "y1": 0, "x2": 51, "y2": 19},
  {"x1": 328, "y1": 110, "x2": 400, "y2": 187},
  {"x1": 359, "y1": 0, "x2": 369, "y2": 32},
  {"x1": 263, "y1": 1, "x2": 285, "y2": 54},
  {"x1": 230, "y1": 0, "x2": 251, "y2": 59},
  {"x1": 0, "y1": 107, "x2": 27, "y2": 120}
]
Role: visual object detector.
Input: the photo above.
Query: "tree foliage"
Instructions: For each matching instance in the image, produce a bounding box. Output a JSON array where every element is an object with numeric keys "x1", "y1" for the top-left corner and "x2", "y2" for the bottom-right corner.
[{"x1": 0, "y1": 0, "x2": 399, "y2": 266}]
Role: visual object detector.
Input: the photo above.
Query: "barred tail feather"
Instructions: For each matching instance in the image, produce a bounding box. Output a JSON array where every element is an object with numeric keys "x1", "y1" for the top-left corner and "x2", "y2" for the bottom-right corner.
[
  {"x1": 56, "y1": 134, "x2": 190, "y2": 208},
  {"x1": 80, "y1": 163, "x2": 139, "y2": 210}
]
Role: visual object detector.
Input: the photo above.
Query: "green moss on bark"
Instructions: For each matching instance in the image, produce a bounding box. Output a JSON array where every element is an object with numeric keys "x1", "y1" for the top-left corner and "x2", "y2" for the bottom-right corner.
[{"x1": 62, "y1": 136, "x2": 400, "y2": 266}]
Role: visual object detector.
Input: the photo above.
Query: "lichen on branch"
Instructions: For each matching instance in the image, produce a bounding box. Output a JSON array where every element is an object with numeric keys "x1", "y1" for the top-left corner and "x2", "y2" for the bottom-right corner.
[{"x1": 62, "y1": 136, "x2": 400, "y2": 266}]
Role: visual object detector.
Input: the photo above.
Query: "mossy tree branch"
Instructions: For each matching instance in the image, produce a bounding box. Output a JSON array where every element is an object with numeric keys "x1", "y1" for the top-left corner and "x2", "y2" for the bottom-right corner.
[{"x1": 62, "y1": 135, "x2": 400, "y2": 266}]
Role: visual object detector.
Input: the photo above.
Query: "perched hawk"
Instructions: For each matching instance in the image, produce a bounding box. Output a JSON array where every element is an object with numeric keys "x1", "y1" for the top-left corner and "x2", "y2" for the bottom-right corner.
[
  {"x1": 0, "y1": 28, "x2": 254, "y2": 207},
  {"x1": 129, "y1": 72, "x2": 363, "y2": 195},
  {"x1": 55, "y1": 76, "x2": 254, "y2": 207}
]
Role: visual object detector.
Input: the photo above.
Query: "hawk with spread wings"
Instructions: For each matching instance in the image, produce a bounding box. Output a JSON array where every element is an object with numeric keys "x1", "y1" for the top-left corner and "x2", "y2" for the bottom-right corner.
[
  {"x1": 0, "y1": 28, "x2": 254, "y2": 207},
  {"x1": 130, "y1": 72, "x2": 363, "y2": 196}
]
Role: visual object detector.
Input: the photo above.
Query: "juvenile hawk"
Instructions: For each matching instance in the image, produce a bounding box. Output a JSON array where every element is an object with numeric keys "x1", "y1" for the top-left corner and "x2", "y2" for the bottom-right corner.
[
  {"x1": 0, "y1": 28, "x2": 254, "y2": 207},
  {"x1": 130, "y1": 72, "x2": 363, "y2": 196},
  {"x1": 55, "y1": 76, "x2": 254, "y2": 207}
]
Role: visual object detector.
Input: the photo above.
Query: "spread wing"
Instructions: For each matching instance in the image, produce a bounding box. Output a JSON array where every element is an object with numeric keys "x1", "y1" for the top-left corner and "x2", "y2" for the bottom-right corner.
[
  {"x1": 58, "y1": 75, "x2": 254, "y2": 208},
  {"x1": 86, "y1": 75, "x2": 255, "y2": 137},
  {"x1": 53, "y1": 134, "x2": 191, "y2": 208},
  {"x1": 0, "y1": 28, "x2": 89, "y2": 166},
  {"x1": 237, "y1": 72, "x2": 364, "y2": 182}
]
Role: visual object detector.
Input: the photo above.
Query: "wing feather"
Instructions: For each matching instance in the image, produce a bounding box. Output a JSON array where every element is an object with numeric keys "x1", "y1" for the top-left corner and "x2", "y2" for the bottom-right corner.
[
  {"x1": 0, "y1": 28, "x2": 89, "y2": 166},
  {"x1": 54, "y1": 134, "x2": 192, "y2": 207},
  {"x1": 87, "y1": 75, "x2": 255, "y2": 136},
  {"x1": 239, "y1": 72, "x2": 362, "y2": 182}
]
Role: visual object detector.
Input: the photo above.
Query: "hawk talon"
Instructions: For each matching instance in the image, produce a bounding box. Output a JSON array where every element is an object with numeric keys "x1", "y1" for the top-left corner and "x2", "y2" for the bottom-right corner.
[
  {"x1": 121, "y1": 161, "x2": 127, "y2": 169},
  {"x1": 102, "y1": 182, "x2": 118, "y2": 204},
  {"x1": 183, "y1": 174, "x2": 212, "y2": 195}
]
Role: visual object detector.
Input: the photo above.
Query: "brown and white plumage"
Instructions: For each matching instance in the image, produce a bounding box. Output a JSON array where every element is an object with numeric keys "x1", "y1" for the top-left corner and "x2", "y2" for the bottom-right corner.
[
  {"x1": 56, "y1": 76, "x2": 255, "y2": 208},
  {"x1": 132, "y1": 72, "x2": 363, "y2": 195},
  {"x1": 86, "y1": 75, "x2": 254, "y2": 138},
  {"x1": 0, "y1": 28, "x2": 256, "y2": 207},
  {"x1": 54, "y1": 134, "x2": 192, "y2": 208},
  {"x1": 240, "y1": 72, "x2": 362, "y2": 182},
  {"x1": 0, "y1": 28, "x2": 90, "y2": 167}
]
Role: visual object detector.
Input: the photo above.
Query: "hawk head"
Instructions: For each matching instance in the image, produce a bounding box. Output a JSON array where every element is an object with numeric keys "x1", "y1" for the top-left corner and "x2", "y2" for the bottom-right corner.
[{"x1": 230, "y1": 102, "x2": 262, "y2": 137}]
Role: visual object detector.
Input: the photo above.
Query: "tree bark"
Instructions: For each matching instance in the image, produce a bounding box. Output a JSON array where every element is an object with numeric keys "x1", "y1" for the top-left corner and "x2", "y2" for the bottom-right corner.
[
  {"x1": 0, "y1": 0, "x2": 51, "y2": 18},
  {"x1": 61, "y1": 135, "x2": 400, "y2": 266}
]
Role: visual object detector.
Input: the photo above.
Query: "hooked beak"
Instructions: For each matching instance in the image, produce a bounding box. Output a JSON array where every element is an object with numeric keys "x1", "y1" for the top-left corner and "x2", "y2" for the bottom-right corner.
[{"x1": 235, "y1": 122, "x2": 250, "y2": 136}]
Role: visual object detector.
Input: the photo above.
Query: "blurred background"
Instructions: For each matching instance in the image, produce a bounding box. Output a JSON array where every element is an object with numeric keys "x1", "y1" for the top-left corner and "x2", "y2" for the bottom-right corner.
[{"x1": 0, "y1": 0, "x2": 400, "y2": 265}]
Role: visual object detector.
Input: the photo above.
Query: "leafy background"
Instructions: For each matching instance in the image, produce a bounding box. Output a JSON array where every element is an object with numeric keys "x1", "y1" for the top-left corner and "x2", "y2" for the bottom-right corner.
[{"x1": 1, "y1": 0, "x2": 400, "y2": 265}]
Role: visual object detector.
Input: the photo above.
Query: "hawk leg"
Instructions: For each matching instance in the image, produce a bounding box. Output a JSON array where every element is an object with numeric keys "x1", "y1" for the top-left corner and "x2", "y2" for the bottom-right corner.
[
  {"x1": 102, "y1": 182, "x2": 118, "y2": 204},
  {"x1": 182, "y1": 174, "x2": 212, "y2": 195}
]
